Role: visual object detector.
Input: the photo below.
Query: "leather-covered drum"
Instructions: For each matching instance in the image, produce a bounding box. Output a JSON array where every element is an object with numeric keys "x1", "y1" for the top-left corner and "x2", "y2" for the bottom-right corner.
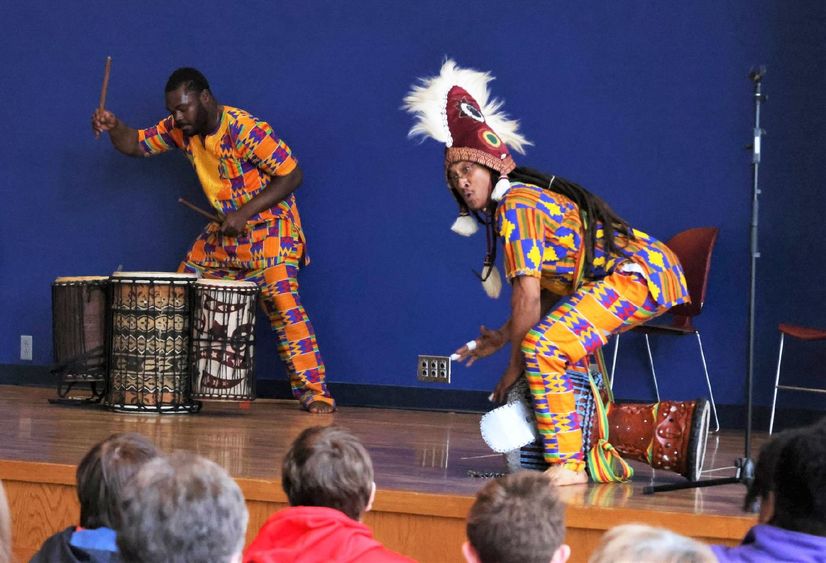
[
  {"x1": 190, "y1": 279, "x2": 258, "y2": 401},
  {"x1": 604, "y1": 398, "x2": 710, "y2": 480},
  {"x1": 51, "y1": 276, "x2": 109, "y2": 399},
  {"x1": 106, "y1": 272, "x2": 199, "y2": 413},
  {"x1": 502, "y1": 362, "x2": 710, "y2": 481}
]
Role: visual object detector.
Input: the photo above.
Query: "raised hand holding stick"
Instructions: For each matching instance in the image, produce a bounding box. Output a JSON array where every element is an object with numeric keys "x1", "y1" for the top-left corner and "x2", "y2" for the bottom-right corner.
[{"x1": 93, "y1": 57, "x2": 112, "y2": 139}]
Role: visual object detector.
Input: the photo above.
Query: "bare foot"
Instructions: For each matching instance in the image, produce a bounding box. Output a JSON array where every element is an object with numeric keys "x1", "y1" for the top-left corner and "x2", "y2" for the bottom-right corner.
[
  {"x1": 544, "y1": 465, "x2": 588, "y2": 486},
  {"x1": 306, "y1": 400, "x2": 336, "y2": 414}
]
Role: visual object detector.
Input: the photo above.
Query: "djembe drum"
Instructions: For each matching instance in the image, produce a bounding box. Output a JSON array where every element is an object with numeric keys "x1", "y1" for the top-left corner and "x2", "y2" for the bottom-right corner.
[
  {"x1": 489, "y1": 361, "x2": 710, "y2": 482},
  {"x1": 106, "y1": 272, "x2": 199, "y2": 413},
  {"x1": 51, "y1": 276, "x2": 109, "y2": 400},
  {"x1": 190, "y1": 279, "x2": 258, "y2": 401}
]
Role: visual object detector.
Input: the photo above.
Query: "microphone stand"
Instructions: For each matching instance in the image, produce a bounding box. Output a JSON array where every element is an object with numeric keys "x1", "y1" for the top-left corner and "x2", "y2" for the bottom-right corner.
[{"x1": 643, "y1": 66, "x2": 766, "y2": 494}]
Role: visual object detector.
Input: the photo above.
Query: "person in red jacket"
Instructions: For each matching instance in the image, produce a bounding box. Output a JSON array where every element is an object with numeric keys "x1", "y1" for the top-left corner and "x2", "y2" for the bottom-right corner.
[{"x1": 244, "y1": 426, "x2": 414, "y2": 563}]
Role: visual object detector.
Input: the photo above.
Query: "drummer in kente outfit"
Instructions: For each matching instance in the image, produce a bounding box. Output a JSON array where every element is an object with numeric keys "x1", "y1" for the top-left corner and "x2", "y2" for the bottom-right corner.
[
  {"x1": 91, "y1": 67, "x2": 334, "y2": 414},
  {"x1": 404, "y1": 60, "x2": 689, "y2": 485}
]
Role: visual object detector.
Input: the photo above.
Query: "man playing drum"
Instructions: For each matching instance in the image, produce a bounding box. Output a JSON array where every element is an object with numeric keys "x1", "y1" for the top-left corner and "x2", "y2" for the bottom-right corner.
[
  {"x1": 91, "y1": 67, "x2": 334, "y2": 414},
  {"x1": 404, "y1": 60, "x2": 690, "y2": 485}
]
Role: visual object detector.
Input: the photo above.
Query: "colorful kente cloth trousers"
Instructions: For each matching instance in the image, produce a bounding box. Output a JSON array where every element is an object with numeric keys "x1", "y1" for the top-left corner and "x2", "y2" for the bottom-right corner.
[
  {"x1": 178, "y1": 259, "x2": 333, "y2": 410},
  {"x1": 521, "y1": 269, "x2": 667, "y2": 471}
]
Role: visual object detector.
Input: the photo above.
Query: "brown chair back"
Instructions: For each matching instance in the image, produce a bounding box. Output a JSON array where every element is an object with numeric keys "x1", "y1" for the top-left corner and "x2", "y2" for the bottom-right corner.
[{"x1": 666, "y1": 227, "x2": 719, "y2": 321}]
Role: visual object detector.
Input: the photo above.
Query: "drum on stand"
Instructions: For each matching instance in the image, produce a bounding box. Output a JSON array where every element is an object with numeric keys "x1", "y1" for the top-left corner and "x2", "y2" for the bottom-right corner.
[
  {"x1": 190, "y1": 279, "x2": 259, "y2": 402},
  {"x1": 51, "y1": 276, "x2": 109, "y2": 401},
  {"x1": 106, "y1": 272, "x2": 200, "y2": 413}
]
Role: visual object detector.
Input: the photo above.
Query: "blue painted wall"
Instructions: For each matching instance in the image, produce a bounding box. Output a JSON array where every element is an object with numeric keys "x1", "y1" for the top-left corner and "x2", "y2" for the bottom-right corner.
[{"x1": 1, "y1": 1, "x2": 824, "y2": 411}]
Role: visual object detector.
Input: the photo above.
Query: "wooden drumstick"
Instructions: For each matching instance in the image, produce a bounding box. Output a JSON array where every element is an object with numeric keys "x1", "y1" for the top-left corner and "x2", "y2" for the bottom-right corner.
[
  {"x1": 178, "y1": 197, "x2": 222, "y2": 223},
  {"x1": 98, "y1": 56, "x2": 112, "y2": 110}
]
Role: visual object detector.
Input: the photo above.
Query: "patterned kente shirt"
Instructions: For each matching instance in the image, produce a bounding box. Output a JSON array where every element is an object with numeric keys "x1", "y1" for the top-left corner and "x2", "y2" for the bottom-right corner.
[
  {"x1": 495, "y1": 182, "x2": 689, "y2": 308},
  {"x1": 137, "y1": 106, "x2": 308, "y2": 269}
]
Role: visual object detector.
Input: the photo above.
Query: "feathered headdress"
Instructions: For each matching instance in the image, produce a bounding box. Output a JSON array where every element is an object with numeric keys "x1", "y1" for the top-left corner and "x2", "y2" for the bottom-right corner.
[{"x1": 403, "y1": 59, "x2": 531, "y2": 298}]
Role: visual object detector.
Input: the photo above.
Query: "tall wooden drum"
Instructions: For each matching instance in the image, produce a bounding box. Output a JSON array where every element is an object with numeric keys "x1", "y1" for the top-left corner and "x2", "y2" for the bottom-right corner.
[
  {"x1": 51, "y1": 276, "x2": 109, "y2": 400},
  {"x1": 190, "y1": 279, "x2": 259, "y2": 401},
  {"x1": 107, "y1": 272, "x2": 199, "y2": 413}
]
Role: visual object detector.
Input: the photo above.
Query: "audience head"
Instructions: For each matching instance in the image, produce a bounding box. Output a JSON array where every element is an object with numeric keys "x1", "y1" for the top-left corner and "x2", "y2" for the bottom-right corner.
[
  {"x1": 588, "y1": 524, "x2": 715, "y2": 563},
  {"x1": 463, "y1": 471, "x2": 569, "y2": 563},
  {"x1": 743, "y1": 427, "x2": 800, "y2": 516},
  {"x1": 76, "y1": 432, "x2": 160, "y2": 530},
  {"x1": 769, "y1": 419, "x2": 826, "y2": 536},
  {"x1": 0, "y1": 480, "x2": 11, "y2": 563},
  {"x1": 282, "y1": 426, "x2": 375, "y2": 521},
  {"x1": 117, "y1": 452, "x2": 248, "y2": 563}
]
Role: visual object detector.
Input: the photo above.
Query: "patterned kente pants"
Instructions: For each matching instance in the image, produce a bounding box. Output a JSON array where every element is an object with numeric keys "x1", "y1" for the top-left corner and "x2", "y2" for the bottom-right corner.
[
  {"x1": 522, "y1": 270, "x2": 667, "y2": 470},
  {"x1": 179, "y1": 259, "x2": 333, "y2": 409}
]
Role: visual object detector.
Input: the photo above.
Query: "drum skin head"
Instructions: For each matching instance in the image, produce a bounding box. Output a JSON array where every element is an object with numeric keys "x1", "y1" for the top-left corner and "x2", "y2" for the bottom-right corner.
[
  {"x1": 480, "y1": 401, "x2": 537, "y2": 453},
  {"x1": 54, "y1": 276, "x2": 109, "y2": 283},
  {"x1": 195, "y1": 279, "x2": 258, "y2": 289},
  {"x1": 685, "y1": 398, "x2": 711, "y2": 482},
  {"x1": 111, "y1": 271, "x2": 198, "y2": 280}
]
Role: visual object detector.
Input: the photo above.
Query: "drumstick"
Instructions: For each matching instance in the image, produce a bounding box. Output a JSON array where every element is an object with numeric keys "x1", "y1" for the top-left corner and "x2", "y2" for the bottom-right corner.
[
  {"x1": 178, "y1": 197, "x2": 222, "y2": 223},
  {"x1": 94, "y1": 56, "x2": 112, "y2": 140},
  {"x1": 98, "y1": 56, "x2": 112, "y2": 111}
]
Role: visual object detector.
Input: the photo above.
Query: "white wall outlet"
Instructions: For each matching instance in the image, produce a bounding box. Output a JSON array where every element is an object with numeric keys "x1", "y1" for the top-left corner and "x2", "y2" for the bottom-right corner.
[{"x1": 20, "y1": 335, "x2": 32, "y2": 361}]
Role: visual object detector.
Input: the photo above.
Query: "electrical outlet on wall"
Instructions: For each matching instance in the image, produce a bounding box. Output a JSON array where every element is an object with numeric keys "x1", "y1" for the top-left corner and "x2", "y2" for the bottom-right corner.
[
  {"x1": 417, "y1": 355, "x2": 451, "y2": 383},
  {"x1": 20, "y1": 335, "x2": 33, "y2": 361}
]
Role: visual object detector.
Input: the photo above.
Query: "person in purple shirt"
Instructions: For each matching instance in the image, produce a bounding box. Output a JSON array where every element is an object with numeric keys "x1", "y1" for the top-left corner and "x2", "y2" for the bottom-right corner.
[{"x1": 712, "y1": 419, "x2": 826, "y2": 562}]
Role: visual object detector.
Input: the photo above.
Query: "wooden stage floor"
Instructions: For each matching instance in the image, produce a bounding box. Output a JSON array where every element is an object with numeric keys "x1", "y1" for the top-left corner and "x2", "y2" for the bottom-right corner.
[{"x1": 1, "y1": 385, "x2": 757, "y2": 562}]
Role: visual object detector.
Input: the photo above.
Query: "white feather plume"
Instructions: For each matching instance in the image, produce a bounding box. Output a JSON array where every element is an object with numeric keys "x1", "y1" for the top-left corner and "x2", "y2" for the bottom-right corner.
[
  {"x1": 450, "y1": 214, "x2": 478, "y2": 236},
  {"x1": 403, "y1": 59, "x2": 532, "y2": 154},
  {"x1": 481, "y1": 265, "x2": 503, "y2": 299}
]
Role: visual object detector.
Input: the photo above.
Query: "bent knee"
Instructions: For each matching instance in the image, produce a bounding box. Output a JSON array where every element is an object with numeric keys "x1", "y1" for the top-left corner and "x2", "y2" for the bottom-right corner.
[{"x1": 521, "y1": 332, "x2": 573, "y2": 371}]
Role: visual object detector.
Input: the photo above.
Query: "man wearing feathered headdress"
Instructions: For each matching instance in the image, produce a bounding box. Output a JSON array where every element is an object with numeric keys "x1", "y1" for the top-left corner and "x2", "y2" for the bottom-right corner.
[{"x1": 404, "y1": 60, "x2": 690, "y2": 485}]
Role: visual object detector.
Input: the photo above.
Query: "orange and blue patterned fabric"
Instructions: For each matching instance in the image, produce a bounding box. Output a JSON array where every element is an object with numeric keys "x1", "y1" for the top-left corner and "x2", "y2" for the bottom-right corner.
[
  {"x1": 138, "y1": 106, "x2": 308, "y2": 270},
  {"x1": 138, "y1": 106, "x2": 332, "y2": 409},
  {"x1": 522, "y1": 269, "x2": 660, "y2": 470},
  {"x1": 497, "y1": 182, "x2": 687, "y2": 473},
  {"x1": 496, "y1": 182, "x2": 689, "y2": 307},
  {"x1": 183, "y1": 218, "x2": 305, "y2": 271}
]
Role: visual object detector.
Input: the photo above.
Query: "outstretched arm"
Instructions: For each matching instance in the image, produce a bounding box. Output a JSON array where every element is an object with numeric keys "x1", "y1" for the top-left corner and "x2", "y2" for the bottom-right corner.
[
  {"x1": 91, "y1": 108, "x2": 143, "y2": 157},
  {"x1": 452, "y1": 288, "x2": 559, "y2": 368}
]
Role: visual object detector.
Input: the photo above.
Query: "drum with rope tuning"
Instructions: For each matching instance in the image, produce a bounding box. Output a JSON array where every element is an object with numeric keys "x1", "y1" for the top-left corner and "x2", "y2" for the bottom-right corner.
[
  {"x1": 51, "y1": 276, "x2": 109, "y2": 401},
  {"x1": 106, "y1": 271, "x2": 199, "y2": 413}
]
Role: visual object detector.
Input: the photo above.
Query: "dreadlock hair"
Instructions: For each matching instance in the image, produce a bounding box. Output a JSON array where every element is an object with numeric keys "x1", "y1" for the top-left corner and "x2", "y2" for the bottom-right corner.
[{"x1": 509, "y1": 166, "x2": 636, "y2": 272}]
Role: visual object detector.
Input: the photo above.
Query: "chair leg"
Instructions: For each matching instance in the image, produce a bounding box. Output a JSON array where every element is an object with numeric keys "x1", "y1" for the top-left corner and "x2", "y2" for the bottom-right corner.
[
  {"x1": 609, "y1": 334, "x2": 621, "y2": 390},
  {"x1": 695, "y1": 331, "x2": 720, "y2": 433},
  {"x1": 769, "y1": 333, "x2": 785, "y2": 435},
  {"x1": 643, "y1": 333, "x2": 661, "y2": 401}
]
